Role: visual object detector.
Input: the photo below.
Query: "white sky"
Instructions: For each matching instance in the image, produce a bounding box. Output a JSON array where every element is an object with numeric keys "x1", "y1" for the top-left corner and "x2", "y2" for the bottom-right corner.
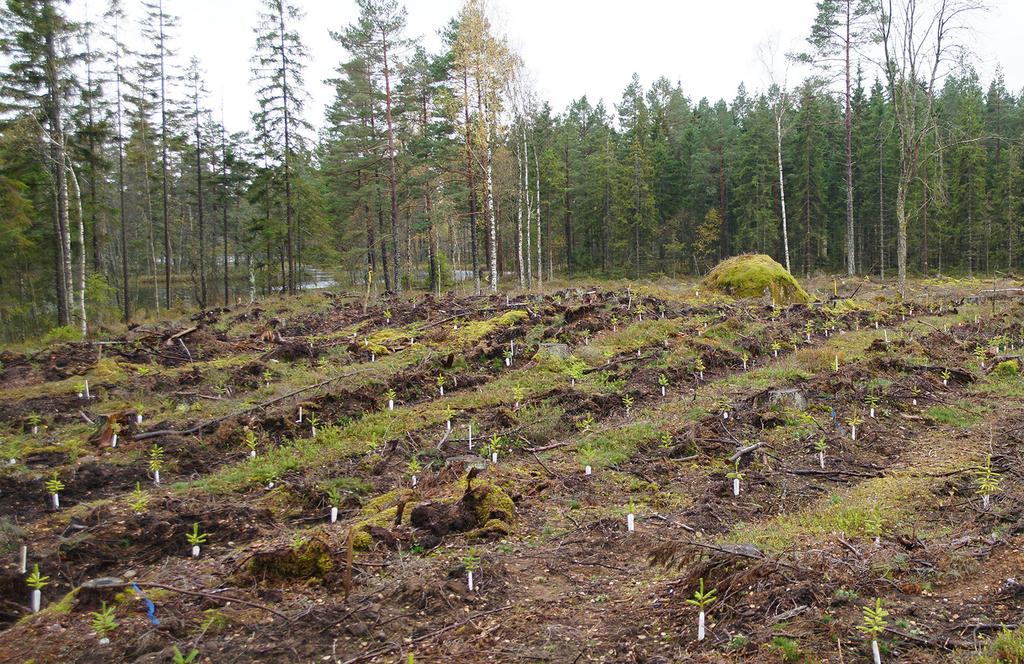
[{"x1": 71, "y1": 0, "x2": 1024, "y2": 133}]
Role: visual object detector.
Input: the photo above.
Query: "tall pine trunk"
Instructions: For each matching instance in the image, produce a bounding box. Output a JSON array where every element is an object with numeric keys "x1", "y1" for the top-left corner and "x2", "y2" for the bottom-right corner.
[
  {"x1": 382, "y1": 33, "x2": 401, "y2": 294},
  {"x1": 844, "y1": 0, "x2": 856, "y2": 276},
  {"x1": 158, "y1": 1, "x2": 172, "y2": 309},
  {"x1": 461, "y1": 70, "x2": 480, "y2": 294}
]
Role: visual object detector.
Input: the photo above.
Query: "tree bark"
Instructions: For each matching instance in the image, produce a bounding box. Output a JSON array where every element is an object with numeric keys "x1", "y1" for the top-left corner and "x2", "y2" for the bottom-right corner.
[{"x1": 381, "y1": 30, "x2": 401, "y2": 294}]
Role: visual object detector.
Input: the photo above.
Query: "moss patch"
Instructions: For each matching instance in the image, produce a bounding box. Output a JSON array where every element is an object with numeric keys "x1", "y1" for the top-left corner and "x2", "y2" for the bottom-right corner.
[
  {"x1": 701, "y1": 254, "x2": 811, "y2": 304},
  {"x1": 243, "y1": 537, "x2": 334, "y2": 584}
]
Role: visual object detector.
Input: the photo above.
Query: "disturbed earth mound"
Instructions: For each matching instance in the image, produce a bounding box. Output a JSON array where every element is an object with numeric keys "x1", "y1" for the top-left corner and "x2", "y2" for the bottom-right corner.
[{"x1": 702, "y1": 253, "x2": 811, "y2": 304}]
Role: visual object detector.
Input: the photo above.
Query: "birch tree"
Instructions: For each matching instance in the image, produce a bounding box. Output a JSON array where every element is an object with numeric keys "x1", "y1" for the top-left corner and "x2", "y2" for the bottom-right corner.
[{"x1": 876, "y1": 0, "x2": 984, "y2": 296}]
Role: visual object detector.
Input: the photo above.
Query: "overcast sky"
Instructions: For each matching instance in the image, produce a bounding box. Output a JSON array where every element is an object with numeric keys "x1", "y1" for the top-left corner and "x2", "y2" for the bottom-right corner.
[{"x1": 71, "y1": 0, "x2": 1024, "y2": 133}]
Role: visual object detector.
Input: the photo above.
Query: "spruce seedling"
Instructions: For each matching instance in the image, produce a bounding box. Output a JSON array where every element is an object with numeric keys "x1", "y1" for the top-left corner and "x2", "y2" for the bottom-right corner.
[
  {"x1": 26, "y1": 564, "x2": 48, "y2": 612},
  {"x1": 814, "y1": 437, "x2": 828, "y2": 469},
  {"x1": 110, "y1": 421, "x2": 121, "y2": 448},
  {"x1": 974, "y1": 343, "x2": 987, "y2": 370},
  {"x1": 128, "y1": 482, "x2": 150, "y2": 514},
  {"x1": 726, "y1": 460, "x2": 745, "y2": 496},
  {"x1": 741, "y1": 351, "x2": 749, "y2": 371},
  {"x1": 385, "y1": 388, "x2": 396, "y2": 411},
  {"x1": 856, "y1": 598, "x2": 889, "y2": 664},
  {"x1": 805, "y1": 321, "x2": 813, "y2": 343},
  {"x1": 576, "y1": 413, "x2": 594, "y2": 433},
  {"x1": 407, "y1": 457, "x2": 422, "y2": 487},
  {"x1": 45, "y1": 474, "x2": 64, "y2": 509},
  {"x1": 27, "y1": 412, "x2": 42, "y2": 435},
  {"x1": 658, "y1": 373, "x2": 669, "y2": 397},
  {"x1": 171, "y1": 646, "x2": 200, "y2": 664},
  {"x1": 444, "y1": 404, "x2": 455, "y2": 432},
  {"x1": 488, "y1": 434, "x2": 502, "y2": 464},
  {"x1": 694, "y1": 358, "x2": 705, "y2": 381},
  {"x1": 186, "y1": 522, "x2": 208, "y2": 558},
  {"x1": 866, "y1": 394, "x2": 880, "y2": 418},
  {"x1": 463, "y1": 548, "x2": 481, "y2": 591},
  {"x1": 90, "y1": 602, "x2": 118, "y2": 643},
  {"x1": 512, "y1": 384, "x2": 525, "y2": 410},
  {"x1": 503, "y1": 349, "x2": 512, "y2": 367},
  {"x1": 974, "y1": 455, "x2": 1001, "y2": 509},
  {"x1": 244, "y1": 430, "x2": 258, "y2": 458},
  {"x1": 262, "y1": 370, "x2": 273, "y2": 387},
  {"x1": 436, "y1": 373, "x2": 445, "y2": 396},
  {"x1": 941, "y1": 369, "x2": 951, "y2": 387},
  {"x1": 149, "y1": 444, "x2": 165, "y2": 485},
  {"x1": 622, "y1": 394, "x2": 634, "y2": 415},
  {"x1": 308, "y1": 412, "x2": 320, "y2": 437},
  {"x1": 771, "y1": 340, "x2": 781, "y2": 358},
  {"x1": 686, "y1": 578, "x2": 717, "y2": 641},
  {"x1": 848, "y1": 415, "x2": 864, "y2": 441},
  {"x1": 611, "y1": 315, "x2": 619, "y2": 331},
  {"x1": 326, "y1": 487, "x2": 342, "y2": 523}
]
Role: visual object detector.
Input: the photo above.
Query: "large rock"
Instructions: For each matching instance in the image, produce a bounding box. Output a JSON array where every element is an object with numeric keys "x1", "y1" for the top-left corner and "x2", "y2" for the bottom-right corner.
[{"x1": 701, "y1": 254, "x2": 811, "y2": 305}]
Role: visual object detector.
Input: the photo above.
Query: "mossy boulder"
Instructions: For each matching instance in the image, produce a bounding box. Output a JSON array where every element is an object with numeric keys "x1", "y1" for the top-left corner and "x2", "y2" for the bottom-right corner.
[{"x1": 701, "y1": 254, "x2": 811, "y2": 305}]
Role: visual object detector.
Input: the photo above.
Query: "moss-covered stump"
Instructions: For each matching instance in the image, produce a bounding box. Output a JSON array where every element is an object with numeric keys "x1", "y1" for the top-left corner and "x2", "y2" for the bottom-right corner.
[
  {"x1": 242, "y1": 537, "x2": 334, "y2": 584},
  {"x1": 701, "y1": 254, "x2": 811, "y2": 305},
  {"x1": 408, "y1": 481, "x2": 514, "y2": 548}
]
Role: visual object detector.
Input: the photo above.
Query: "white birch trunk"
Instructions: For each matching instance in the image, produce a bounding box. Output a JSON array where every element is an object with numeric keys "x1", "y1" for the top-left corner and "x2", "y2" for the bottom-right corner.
[{"x1": 776, "y1": 114, "x2": 791, "y2": 272}]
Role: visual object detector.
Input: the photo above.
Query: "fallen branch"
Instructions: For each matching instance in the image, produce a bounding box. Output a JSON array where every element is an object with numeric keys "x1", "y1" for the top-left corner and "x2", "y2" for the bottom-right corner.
[{"x1": 131, "y1": 581, "x2": 287, "y2": 620}]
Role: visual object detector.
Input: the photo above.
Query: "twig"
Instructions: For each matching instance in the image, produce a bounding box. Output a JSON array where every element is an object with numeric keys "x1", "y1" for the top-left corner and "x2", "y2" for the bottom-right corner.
[{"x1": 131, "y1": 581, "x2": 287, "y2": 620}]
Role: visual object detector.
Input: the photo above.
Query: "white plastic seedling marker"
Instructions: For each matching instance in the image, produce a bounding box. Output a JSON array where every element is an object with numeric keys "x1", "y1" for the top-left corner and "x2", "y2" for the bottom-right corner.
[
  {"x1": 468, "y1": 425, "x2": 473, "y2": 451},
  {"x1": 330, "y1": 506, "x2": 338, "y2": 523},
  {"x1": 467, "y1": 571, "x2": 475, "y2": 591},
  {"x1": 296, "y1": 406, "x2": 303, "y2": 423},
  {"x1": 249, "y1": 449, "x2": 257, "y2": 459},
  {"x1": 19, "y1": 545, "x2": 27, "y2": 574},
  {"x1": 585, "y1": 465, "x2": 592, "y2": 476},
  {"x1": 491, "y1": 452, "x2": 498, "y2": 464},
  {"x1": 446, "y1": 419, "x2": 452, "y2": 432},
  {"x1": 84, "y1": 381, "x2": 90, "y2": 399},
  {"x1": 111, "y1": 434, "x2": 118, "y2": 448},
  {"x1": 733, "y1": 478, "x2": 741, "y2": 496},
  {"x1": 698, "y1": 611, "x2": 706, "y2": 641},
  {"x1": 627, "y1": 513, "x2": 635, "y2": 532},
  {"x1": 439, "y1": 385, "x2": 444, "y2": 396},
  {"x1": 154, "y1": 470, "x2": 161, "y2": 485},
  {"x1": 871, "y1": 639, "x2": 881, "y2": 664},
  {"x1": 411, "y1": 475, "x2": 418, "y2": 487},
  {"x1": 818, "y1": 451, "x2": 825, "y2": 469},
  {"x1": 983, "y1": 494, "x2": 990, "y2": 509},
  {"x1": 30, "y1": 589, "x2": 41, "y2": 613},
  {"x1": 32, "y1": 425, "x2": 38, "y2": 435},
  {"x1": 136, "y1": 413, "x2": 143, "y2": 425},
  {"x1": 883, "y1": 329, "x2": 889, "y2": 343},
  {"x1": 191, "y1": 545, "x2": 201, "y2": 559},
  {"x1": 51, "y1": 493, "x2": 60, "y2": 509},
  {"x1": 371, "y1": 353, "x2": 376, "y2": 363},
  {"x1": 388, "y1": 399, "x2": 394, "y2": 411},
  {"x1": 722, "y1": 411, "x2": 729, "y2": 420}
]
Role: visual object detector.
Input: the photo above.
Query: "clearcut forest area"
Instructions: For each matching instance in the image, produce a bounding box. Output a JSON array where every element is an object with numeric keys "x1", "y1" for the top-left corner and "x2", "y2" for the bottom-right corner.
[
  {"x1": 3, "y1": 0, "x2": 1024, "y2": 661},
  {"x1": 2, "y1": 272, "x2": 1024, "y2": 663}
]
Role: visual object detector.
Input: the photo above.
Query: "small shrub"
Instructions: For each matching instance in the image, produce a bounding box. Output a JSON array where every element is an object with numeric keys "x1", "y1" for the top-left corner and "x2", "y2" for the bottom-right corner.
[
  {"x1": 994, "y1": 359, "x2": 1020, "y2": 378},
  {"x1": 42, "y1": 325, "x2": 81, "y2": 346},
  {"x1": 770, "y1": 636, "x2": 802, "y2": 662}
]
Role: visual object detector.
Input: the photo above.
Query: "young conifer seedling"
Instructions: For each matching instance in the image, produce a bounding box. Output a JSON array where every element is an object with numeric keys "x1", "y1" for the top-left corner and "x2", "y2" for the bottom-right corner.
[
  {"x1": 856, "y1": 598, "x2": 889, "y2": 664},
  {"x1": 805, "y1": 321, "x2": 814, "y2": 343},
  {"x1": 771, "y1": 341, "x2": 781, "y2": 358},
  {"x1": 45, "y1": 474, "x2": 64, "y2": 509},
  {"x1": 308, "y1": 413, "x2": 320, "y2": 437},
  {"x1": 463, "y1": 548, "x2": 481, "y2": 591},
  {"x1": 503, "y1": 349, "x2": 512, "y2": 367},
  {"x1": 974, "y1": 455, "x2": 1001, "y2": 509},
  {"x1": 128, "y1": 483, "x2": 150, "y2": 514},
  {"x1": 658, "y1": 373, "x2": 669, "y2": 397},
  {"x1": 407, "y1": 458, "x2": 422, "y2": 487},
  {"x1": 512, "y1": 384, "x2": 525, "y2": 410},
  {"x1": 727, "y1": 460, "x2": 745, "y2": 496},
  {"x1": 186, "y1": 522, "x2": 208, "y2": 558},
  {"x1": 444, "y1": 405, "x2": 455, "y2": 433},
  {"x1": 488, "y1": 434, "x2": 502, "y2": 464},
  {"x1": 244, "y1": 430, "x2": 258, "y2": 459},
  {"x1": 437, "y1": 374, "x2": 445, "y2": 396},
  {"x1": 90, "y1": 602, "x2": 118, "y2": 644},
  {"x1": 171, "y1": 646, "x2": 200, "y2": 664},
  {"x1": 622, "y1": 394, "x2": 634, "y2": 416},
  {"x1": 686, "y1": 578, "x2": 717, "y2": 641},
  {"x1": 848, "y1": 415, "x2": 863, "y2": 441},
  {"x1": 694, "y1": 358, "x2": 705, "y2": 381},
  {"x1": 864, "y1": 510, "x2": 883, "y2": 547},
  {"x1": 26, "y1": 564, "x2": 48, "y2": 612},
  {"x1": 326, "y1": 487, "x2": 342, "y2": 523},
  {"x1": 741, "y1": 351, "x2": 750, "y2": 371},
  {"x1": 27, "y1": 412, "x2": 42, "y2": 435},
  {"x1": 149, "y1": 445, "x2": 165, "y2": 485},
  {"x1": 625, "y1": 500, "x2": 637, "y2": 532},
  {"x1": 814, "y1": 437, "x2": 828, "y2": 469},
  {"x1": 866, "y1": 394, "x2": 880, "y2": 419},
  {"x1": 385, "y1": 388, "x2": 396, "y2": 411}
]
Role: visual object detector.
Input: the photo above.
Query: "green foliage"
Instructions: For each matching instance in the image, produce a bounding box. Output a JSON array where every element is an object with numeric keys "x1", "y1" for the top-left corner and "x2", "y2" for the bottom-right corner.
[
  {"x1": 185, "y1": 522, "x2": 208, "y2": 547},
  {"x1": 856, "y1": 598, "x2": 889, "y2": 639},
  {"x1": 686, "y1": 577, "x2": 717, "y2": 612},
  {"x1": 44, "y1": 474, "x2": 64, "y2": 495},
  {"x1": 26, "y1": 564, "x2": 48, "y2": 590},
  {"x1": 172, "y1": 646, "x2": 200, "y2": 664},
  {"x1": 41, "y1": 326, "x2": 82, "y2": 346},
  {"x1": 769, "y1": 636, "x2": 802, "y2": 662},
  {"x1": 90, "y1": 601, "x2": 118, "y2": 638},
  {"x1": 994, "y1": 359, "x2": 1020, "y2": 377}
]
